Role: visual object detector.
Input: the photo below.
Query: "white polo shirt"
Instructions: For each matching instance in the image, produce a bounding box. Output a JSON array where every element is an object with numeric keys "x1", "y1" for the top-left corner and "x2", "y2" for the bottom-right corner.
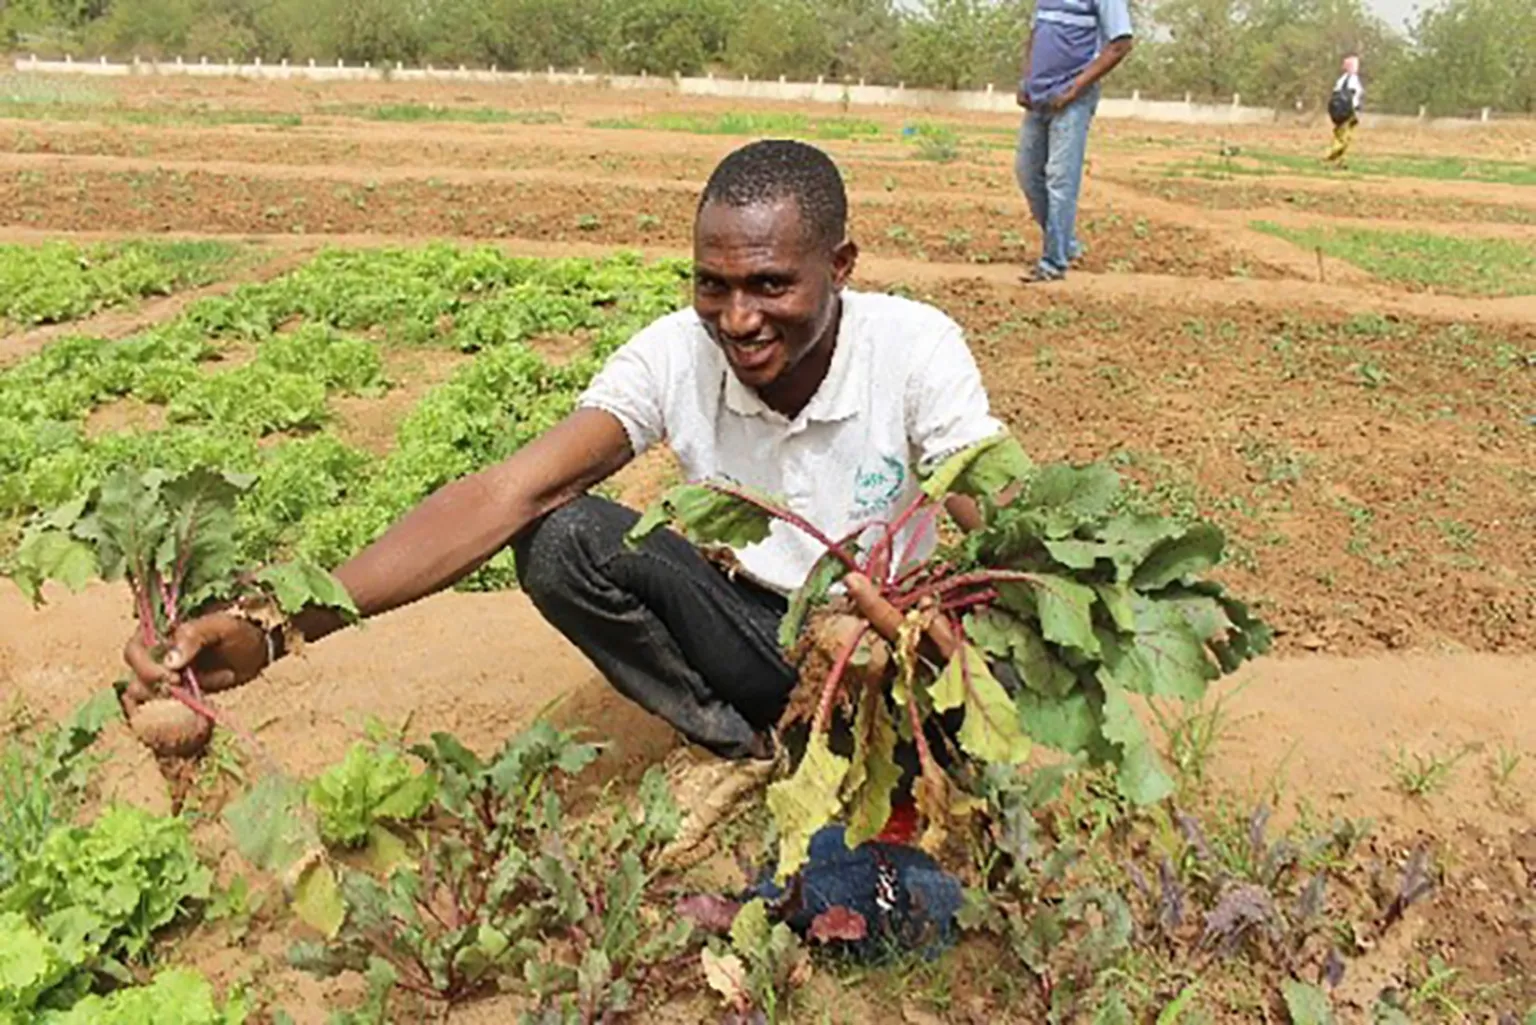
[{"x1": 579, "y1": 289, "x2": 1004, "y2": 594}]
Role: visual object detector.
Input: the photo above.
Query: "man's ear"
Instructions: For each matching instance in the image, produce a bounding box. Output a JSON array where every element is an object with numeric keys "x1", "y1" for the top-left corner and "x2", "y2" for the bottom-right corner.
[{"x1": 830, "y1": 238, "x2": 859, "y2": 289}]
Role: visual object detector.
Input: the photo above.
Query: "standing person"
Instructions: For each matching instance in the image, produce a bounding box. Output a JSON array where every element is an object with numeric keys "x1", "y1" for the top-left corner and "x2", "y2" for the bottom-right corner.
[
  {"x1": 1014, "y1": 0, "x2": 1135, "y2": 283},
  {"x1": 1326, "y1": 54, "x2": 1364, "y2": 167}
]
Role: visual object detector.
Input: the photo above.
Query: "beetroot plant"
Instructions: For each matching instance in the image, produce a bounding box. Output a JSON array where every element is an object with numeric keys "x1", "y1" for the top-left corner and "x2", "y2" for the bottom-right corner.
[
  {"x1": 629, "y1": 434, "x2": 1271, "y2": 877},
  {"x1": 8, "y1": 465, "x2": 356, "y2": 762},
  {"x1": 259, "y1": 723, "x2": 695, "y2": 1021}
]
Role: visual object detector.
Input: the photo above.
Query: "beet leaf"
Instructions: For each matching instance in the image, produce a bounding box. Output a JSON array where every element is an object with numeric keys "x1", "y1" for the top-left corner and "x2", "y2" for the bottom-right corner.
[{"x1": 764, "y1": 736, "x2": 850, "y2": 879}]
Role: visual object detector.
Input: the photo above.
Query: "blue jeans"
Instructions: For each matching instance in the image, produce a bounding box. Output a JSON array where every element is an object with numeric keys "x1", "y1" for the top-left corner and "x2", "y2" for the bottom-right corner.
[{"x1": 1015, "y1": 85, "x2": 1100, "y2": 277}]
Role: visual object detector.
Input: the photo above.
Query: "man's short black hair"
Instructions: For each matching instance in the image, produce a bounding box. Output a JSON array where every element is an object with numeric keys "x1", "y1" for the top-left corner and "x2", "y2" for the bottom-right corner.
[{"x1": 698, "y1": 139, "x2": 848, "y2": 251}]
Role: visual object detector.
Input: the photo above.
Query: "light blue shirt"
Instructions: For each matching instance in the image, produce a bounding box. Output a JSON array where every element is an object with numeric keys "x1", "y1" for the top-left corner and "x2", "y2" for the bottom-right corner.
[{"x1": 1025, "y1": 0, "x2": 1133, "y2": 105}]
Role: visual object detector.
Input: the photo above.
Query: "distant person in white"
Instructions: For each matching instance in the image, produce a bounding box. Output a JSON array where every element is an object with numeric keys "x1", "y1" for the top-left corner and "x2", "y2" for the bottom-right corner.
[{"x1": 1326, "y1": 53, "x2": 1364, "y2": 166}]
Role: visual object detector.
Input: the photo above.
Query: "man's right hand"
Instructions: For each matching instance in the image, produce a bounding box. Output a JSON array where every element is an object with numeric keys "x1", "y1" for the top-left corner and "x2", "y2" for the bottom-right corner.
[
  {"x1": 1016, "y1": 86, "x2": 1032, "y2": 109},
  {"x1": 122, "y1": 613, "x2": 268, "y2": 715}
]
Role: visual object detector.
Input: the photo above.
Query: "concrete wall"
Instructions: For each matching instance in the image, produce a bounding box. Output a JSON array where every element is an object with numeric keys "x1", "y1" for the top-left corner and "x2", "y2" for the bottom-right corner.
[{"x1": 11, "y1": 54, "x2": 1506, "y2": 131}]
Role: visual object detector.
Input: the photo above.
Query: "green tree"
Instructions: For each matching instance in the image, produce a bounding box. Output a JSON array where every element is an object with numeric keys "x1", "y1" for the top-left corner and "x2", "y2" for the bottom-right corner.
[
  {"x1": 77, "y1": 0, "x2": 264, "y2": 59},
  {"x1": 823, "y1": 0, "x2": 902, "y2": 82},
  {"x1": 1, "y1": 0, "x2": 108, "y2": 46},
  {"x1": 895, "y1": 0, "x2": 1032, "y2": 90},
  {"x1": 84, "y1": 0, "x2": 199, "y2": 56},
  {"x1": 419, "y1": 0, "x2": 605, "y2": 70},
  {"x1": 327, "y1": 0, "x2": 426, "y2": 64},
  {"x1": 244, "y1": 0, "x2": 342, "y2": 61},
  {"x1": 723, "y1": 0, "x2": 833, "y2": 80},
  {"x1": 601, "y1": 0, "x2": 738, "y2": 75},
  {"x1": 1148, "y1": 0, "x2": 1248, "y2": 100},
  {"x1": 1241, "y1": 0, "x2": 1399, "y2": 109},
  {"x1": 1401, "y1": 0, "x2": 1536, "y2": 114}
]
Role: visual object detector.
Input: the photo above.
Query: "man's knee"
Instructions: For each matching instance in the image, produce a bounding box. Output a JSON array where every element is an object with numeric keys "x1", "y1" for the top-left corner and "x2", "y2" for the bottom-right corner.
[{"x1": 513, "y1": 495, "x2": 632, "y2": 600}]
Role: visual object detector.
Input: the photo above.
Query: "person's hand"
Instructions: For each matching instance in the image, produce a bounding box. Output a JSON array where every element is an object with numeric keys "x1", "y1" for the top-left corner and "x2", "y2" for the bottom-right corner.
[
  {"x1": 1016, "y1": 85, "x2": 1032, "y2": 109},
  {"x1": 842, "y1": 572, "x2": 959, "y2": 663},
  {"x1": 1046, "y1": 85, "x2": 1080, "y2": 112},
  {"x1": 122, "y1": 613, "x2": 269, "y2": 715}
]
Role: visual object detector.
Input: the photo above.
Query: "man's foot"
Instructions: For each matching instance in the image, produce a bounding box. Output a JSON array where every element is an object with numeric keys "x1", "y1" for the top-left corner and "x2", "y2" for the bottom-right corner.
[
  {"x1": 655, "y1": 744, "x2": 774, "y2": 871},
  {"x1": 1022, "y1": 264, "x2": 1066, "y2": 284},
  {"x1": 1069, "y1": 241, "x2": 1087, "y2": 266}
]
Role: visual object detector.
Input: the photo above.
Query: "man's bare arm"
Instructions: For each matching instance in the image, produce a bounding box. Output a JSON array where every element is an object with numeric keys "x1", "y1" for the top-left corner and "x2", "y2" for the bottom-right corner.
[
  {"x1": 297, "y1": 407, "x2": 633, "y2": 642},
  {"x1": 1070, "y1": 36, "x2": 1134, "y2": 97},
  {"x1": 124, "y1": 408, "x2": 633, "y2": 696},
  {"x1": 945, "y1": 495, "x2": 985, "y2": 533}
]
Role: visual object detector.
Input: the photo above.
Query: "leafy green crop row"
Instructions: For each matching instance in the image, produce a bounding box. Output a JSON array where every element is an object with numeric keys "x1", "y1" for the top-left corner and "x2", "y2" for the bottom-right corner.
[
  {"x1": 591, "y1": 110, "x2": 887, "y2": 141},
  {"x1": 1, "y1": 244, "x2": 690, "y2": 594},
  {"x1": 1251, "y1": 221, "x2": 1536, "y2": 298},
  {"x1": 0, "y1": 241, "x2": 240, "y2": 331},
  {"x1": 182, "y1": 244, "x2": 683, "y2": 350},
  {"x1": 0, "y1": 324, "x2": 360, "y2": 521},
  {"x1": 0, "y1": 692, "x2": 119, "y2": 892},
  {"x1": 323, "y1": 103, "x2": 563, "y2": 125},
  {"x1": 0, "y1": 694, "x2": 241, "y2": 1024}
]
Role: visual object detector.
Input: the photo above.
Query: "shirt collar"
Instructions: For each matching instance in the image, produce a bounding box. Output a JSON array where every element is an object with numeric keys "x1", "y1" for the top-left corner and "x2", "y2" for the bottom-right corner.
[{"x1": 720, "y1": 290, "x2": 866, "y2": 425}]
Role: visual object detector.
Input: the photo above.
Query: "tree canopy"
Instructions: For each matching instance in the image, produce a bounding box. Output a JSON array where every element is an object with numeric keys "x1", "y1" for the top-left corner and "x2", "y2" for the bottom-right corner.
[{"x1": 3, "y1": 0, "x2": 1531, "y2": 114}]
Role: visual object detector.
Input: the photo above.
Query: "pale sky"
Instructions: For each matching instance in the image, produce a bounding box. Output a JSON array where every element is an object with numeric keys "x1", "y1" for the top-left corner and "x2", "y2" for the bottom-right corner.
[{"x1": 1368, "y1": 0, "x2": 1422, "y2": 32}]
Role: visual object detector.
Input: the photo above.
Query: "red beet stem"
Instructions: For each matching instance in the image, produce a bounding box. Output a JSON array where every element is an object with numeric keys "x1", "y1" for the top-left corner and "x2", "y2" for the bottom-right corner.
[{"x1": 812, "y1": 623, "x2": 871, "y2": 736}]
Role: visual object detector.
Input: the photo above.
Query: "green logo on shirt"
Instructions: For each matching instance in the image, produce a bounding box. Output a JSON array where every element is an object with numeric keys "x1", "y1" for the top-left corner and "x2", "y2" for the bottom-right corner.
[{"x1": 852, "y1": 455, "x2": 906, "y2": 516}]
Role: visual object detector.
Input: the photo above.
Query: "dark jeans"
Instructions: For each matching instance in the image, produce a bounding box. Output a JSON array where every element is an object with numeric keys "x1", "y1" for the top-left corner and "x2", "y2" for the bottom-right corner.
[
  {"x1": 515, "y1": 496, "x2": 985, "y2": 783},
  {"x1": 514, "y1": 495, "x2": 796, "y2": 759}
]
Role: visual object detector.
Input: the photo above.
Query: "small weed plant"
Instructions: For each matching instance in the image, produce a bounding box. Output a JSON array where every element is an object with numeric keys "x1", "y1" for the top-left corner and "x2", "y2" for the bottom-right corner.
[{"x1": 1388, "y1": 743, "x2": 1473, "y2": 798}]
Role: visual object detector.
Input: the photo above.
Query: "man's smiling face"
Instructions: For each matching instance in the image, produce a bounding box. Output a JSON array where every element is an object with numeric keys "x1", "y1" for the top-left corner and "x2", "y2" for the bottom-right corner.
[{"x1": 692, "y1": 196, "x2": 855, "y2": 398}]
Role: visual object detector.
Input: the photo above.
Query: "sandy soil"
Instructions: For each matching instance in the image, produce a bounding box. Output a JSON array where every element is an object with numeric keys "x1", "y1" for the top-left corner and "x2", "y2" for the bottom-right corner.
[{"x1": 0, "y1": 158, "x2": 1287, "y2": 281}]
